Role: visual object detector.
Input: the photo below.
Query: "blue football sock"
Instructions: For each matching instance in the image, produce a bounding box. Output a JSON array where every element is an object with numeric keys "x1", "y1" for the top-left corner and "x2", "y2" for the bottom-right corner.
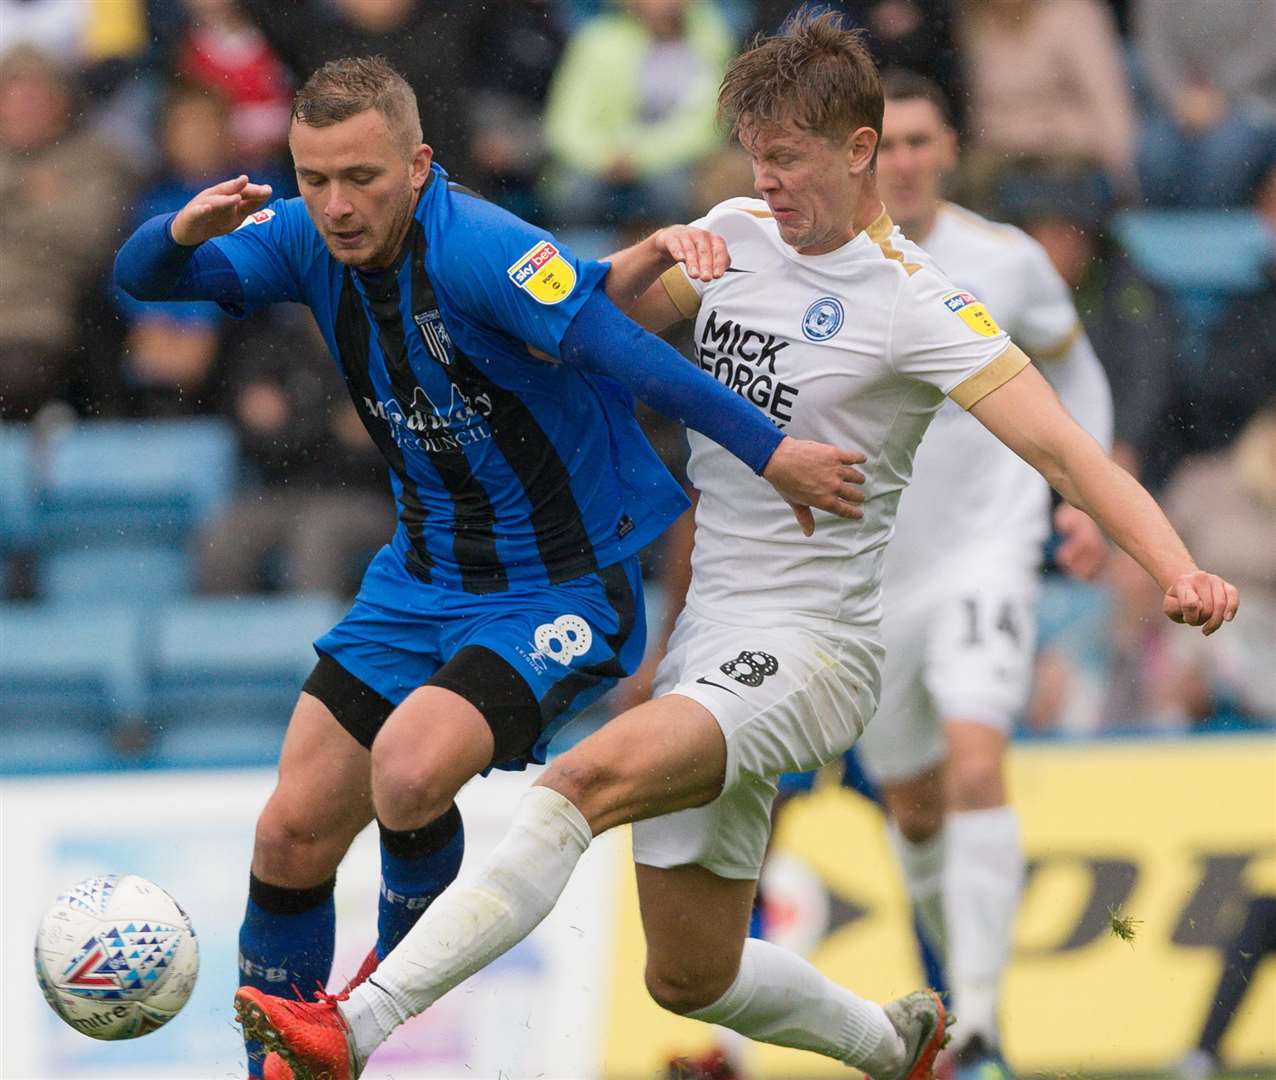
[
  {"x1": 237, "y1": 874, "x2": 336, "y2": 1078},
  {"x1": 377, "y1": 804, "x2": 464, "y2": 959}
]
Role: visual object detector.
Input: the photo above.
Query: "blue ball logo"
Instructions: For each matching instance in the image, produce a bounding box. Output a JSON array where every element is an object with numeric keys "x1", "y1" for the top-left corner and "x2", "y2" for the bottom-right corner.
[{"x1": 802, "y1": 297, "x2": 844, "y2": 341}]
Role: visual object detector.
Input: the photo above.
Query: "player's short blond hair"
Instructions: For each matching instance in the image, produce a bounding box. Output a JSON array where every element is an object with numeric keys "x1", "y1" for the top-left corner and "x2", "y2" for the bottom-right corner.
[
  {"x1": 290, "y1": 55, "x2": 423, "y2": 154},
  {"x1": 718, "y1": 9, "x2": 883, "y2": 146}
]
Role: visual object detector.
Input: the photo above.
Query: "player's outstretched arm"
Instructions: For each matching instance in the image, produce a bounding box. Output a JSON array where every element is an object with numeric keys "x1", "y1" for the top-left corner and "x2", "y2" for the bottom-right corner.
[
  {"x1": 971, "y1": 362, "x2": 1239, "y2": 633},
  {"x1": 559, "y1": 290, "x2": 866, "y2": 531},
  {"x1": 114, "y1": 175, "x2": 276, "y2": 307},
  {"x1": 603, "y1": 225, "x2": 728, "y2": 332}
]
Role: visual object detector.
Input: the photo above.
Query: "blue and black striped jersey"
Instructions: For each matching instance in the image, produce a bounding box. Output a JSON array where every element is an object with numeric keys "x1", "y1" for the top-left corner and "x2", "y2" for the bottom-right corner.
[{"x1": 203, "y1": 165, "x2": 689, "y2": 592}]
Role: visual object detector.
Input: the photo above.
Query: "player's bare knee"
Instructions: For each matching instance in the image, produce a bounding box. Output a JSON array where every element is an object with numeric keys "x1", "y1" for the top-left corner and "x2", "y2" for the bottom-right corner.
[
  {"x1": 946, "y1": 754, "x2": 1005, "y2": 811},
  {"x1": 370, "y1": 746, "x2": 459, "y2": 830},
  {"x1": 539, "y1": 754, "x2": 620, "y2": 826},
  {"x1": 253, "y1": 799, "x2": 344, "y2": 883},
  {"x1": 644, "y1": 962, "x2": 734, "y2": 1016},
  {"x1": 895, "y1": 799, "x2": 944, "y2": 844}
]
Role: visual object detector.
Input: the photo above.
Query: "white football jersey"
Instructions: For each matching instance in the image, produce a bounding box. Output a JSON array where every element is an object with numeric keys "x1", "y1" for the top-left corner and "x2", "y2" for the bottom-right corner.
[
  {"x1": 882, "y1": 202, "x2": 1096, "y2": 584},
  {"x1": 661, "y1": 197, "x2": 1024, "y2": 631}
]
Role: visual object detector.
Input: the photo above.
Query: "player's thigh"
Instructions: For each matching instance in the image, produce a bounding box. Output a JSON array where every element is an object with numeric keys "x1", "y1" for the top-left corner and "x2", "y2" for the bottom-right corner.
[
  {"x1": 255, "y1": 678, "x2": 377, "y2": 878},
  {"x1": 632, "y1": 617, "x2": 878, "y2": 881},
  {"x1": 370, "y1": 681, "x2": 496, "y2": 824},
  {"x1": 855, "y1": 592, "x2": 944, "y2": 788},
  {"x1": 636, "y1": 861, "x2": 757, "y2": 1013},
  {"x1": 539, "y1": 691, "x2": 728, "y2": 834},
  {"x1": 435, "y1": 557, "x2": 648, "y2": 770}
]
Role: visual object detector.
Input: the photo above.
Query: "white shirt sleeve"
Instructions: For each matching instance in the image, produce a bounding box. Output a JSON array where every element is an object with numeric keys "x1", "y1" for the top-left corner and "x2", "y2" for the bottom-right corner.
[
  {"x1": 1012, "y1": 237, "x2": 1084, "y2": 359},
  {"x1": 1010, "y1": 237, "x2": 1114, "y2": 449},
  {"x1": 889, "y1": 266, "x2": 1026, "y2": 408},
  {"x1": 1039, "y1": 330, "x2": 1115, "y2": 450},
  {"x1": 658, "y1": 201, "x2": 745, "y2": 319}
]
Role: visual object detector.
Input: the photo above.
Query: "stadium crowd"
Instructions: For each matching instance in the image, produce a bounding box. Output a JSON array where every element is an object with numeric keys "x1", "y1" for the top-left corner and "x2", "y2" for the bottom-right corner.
[{"x1": 1, "y1": 0, "x2": 1274, "y2": 739}]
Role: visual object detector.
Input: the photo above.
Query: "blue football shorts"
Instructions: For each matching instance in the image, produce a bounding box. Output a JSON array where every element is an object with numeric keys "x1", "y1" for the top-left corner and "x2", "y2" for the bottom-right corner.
[{"x1": 310, "y1": 544, "x2": 646, "y2": 769}]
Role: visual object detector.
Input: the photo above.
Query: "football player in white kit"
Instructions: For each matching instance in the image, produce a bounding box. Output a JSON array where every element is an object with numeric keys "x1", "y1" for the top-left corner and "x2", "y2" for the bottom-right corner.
[
  {"x1": 237, "y1": 15, "x2": 1240, "y2": 1080},
  {"x1": 852, "y1": 70, "x2": 1116, "y2": 1079}
]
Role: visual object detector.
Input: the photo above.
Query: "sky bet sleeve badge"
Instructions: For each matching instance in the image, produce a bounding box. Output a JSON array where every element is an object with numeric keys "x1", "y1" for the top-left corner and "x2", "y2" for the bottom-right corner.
[
  {"x1": 942, "y1": 290, "x2": 1001, "y2": 337},
  {"x1": 507, "y1": 240, "x2": 577, "y2": 305}
]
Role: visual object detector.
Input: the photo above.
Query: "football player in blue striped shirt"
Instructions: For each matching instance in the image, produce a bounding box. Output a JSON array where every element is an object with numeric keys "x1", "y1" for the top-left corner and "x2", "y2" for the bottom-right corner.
[{"x1": 114, "y1": 55, "x2": 865, "y2": 1079}]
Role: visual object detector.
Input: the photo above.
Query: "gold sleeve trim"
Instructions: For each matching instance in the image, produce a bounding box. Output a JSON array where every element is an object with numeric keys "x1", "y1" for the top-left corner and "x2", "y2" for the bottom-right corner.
[
  {"x1": 866, "y1": 205, "x2": 922, "y2": 276},
  {"x1": 659, "y1": 265, "x2": 702, "y2": 319},
  {"x1": 1030, "y1": 321, "x2": 1082, "y2": 363},
  {"x1": 949, "y1": 343, "x2": 1030, "y2": 410}
]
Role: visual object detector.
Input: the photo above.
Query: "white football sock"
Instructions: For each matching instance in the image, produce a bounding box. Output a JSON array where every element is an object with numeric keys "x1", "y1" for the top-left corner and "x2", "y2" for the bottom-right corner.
[
  {"x1": 888, "y1": 822, "x2": 947, "y2": 957},
  {"x1": 685, "y1": 937, "x2": 905, "y2": 1075},
  {"x1": 341, "y1": 786, "x2": 591, "y2": 1064},
  {"x1": 943, "y1": 806, "x2": 1024, "y2": 1048}
]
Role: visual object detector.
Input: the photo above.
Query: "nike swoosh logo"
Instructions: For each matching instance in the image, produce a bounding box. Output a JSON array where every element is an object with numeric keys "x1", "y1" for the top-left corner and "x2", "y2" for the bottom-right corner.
[
  {"x1": 695, "y1": 676, "x2": 741, "y2": 697},
  {"x1": 723, "y1": 267, "x2": 754, "y2": 274}
]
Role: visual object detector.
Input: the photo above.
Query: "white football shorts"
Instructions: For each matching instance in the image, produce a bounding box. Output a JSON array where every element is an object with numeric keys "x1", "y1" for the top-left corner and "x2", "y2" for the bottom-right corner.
[
  {"x1": 855, "y1": 568, "x2": 1039, "y2": 784},
  {"x1": 630, "y1": 611, "x2": 884, "y2": 880}
]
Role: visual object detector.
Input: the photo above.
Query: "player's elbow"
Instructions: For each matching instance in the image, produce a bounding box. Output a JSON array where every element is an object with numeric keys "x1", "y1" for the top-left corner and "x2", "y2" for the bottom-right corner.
[
  {"x1": 113, "y1": 247, "x2": 168, "y2": 302},
  {"x1": 1039, "y1": 433, "x2": 1103, "y2": 507}
]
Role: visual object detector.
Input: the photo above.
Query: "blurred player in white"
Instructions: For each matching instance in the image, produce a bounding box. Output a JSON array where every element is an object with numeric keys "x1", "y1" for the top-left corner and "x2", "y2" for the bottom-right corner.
[
  {"x1": 236, "y1": 16, "x2": 1239, "y2": 1080},
  {"x1": 855, "y1": 69, "x2": 1116, "y2": 1079}
]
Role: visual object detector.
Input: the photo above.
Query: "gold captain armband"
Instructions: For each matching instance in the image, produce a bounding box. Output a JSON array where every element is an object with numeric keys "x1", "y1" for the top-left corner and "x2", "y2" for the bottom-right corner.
[
  {"x1": 659, "y1": 265, "x2": 702, "y2": 319},
  {"x1": 948, "y1": 343, "x2": 1031, "y2": 410}
]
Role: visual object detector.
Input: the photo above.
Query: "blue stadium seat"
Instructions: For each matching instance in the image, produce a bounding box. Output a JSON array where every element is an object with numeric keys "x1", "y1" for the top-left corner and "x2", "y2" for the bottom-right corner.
[
  {"x1": 145, "y1": 594, "x2": 346, "y2": 767},
  {"x1": 1111, "y1": 209, "x2": 1272, "y2": 293},
  {"x1": 35, "y1": 418, "x2": 238, "y2": 548},
  {"x1": 0, "y1": 423, "x2": 35, "y2": 552},
  {"x1": 0, "y1": 602, "x2": 147, "y2": 772},
  {"x1": 38, "y1": 543, "x2": 191, "y2": 603}
]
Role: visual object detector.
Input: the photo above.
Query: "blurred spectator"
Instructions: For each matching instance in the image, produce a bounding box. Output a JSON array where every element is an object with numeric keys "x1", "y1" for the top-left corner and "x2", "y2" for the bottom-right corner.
[
  {"x1": 997, "y1": 163, "x2": 1178, "y2": 482},
  {"x1": 170, "y1": 0, "x2": 293, "y2": 167},
  {"x1": 541, "y1": 0, "x2": 733, "y2": 229},
  {"x1": 957, "y1": 0, "x2": 1137, "y2": 203},
  {"x1": 112, "y1": 81, "x2": 287, "y2": 417},
  {"x1": 748, "y1": 0, "x2": 962, "y2": 127},
  {"x1": 238, "y1": 0, "x2": 477, "y2": 182},
  {"x1": 0, "y1": 0, "x2": 146, "y2": 69},
  {"x1": 1030, "y1": 549, "x2": 1181, "y2": 735},
  {"x1": 1157, "y1": 400, "x2": 1276, "y2": 724},
  {"x1": 196, "y1": 307, "x2": 393, "y2": 597},
  {"x1": 0, "y1": 46, "x2": 131, "y2": 420},
  {"x1": 1134, "y1": 0, "x2": 1276, "y2": 207},
  {"x1": 462, "y1": 1, "x2": 568, "y2": 219}
]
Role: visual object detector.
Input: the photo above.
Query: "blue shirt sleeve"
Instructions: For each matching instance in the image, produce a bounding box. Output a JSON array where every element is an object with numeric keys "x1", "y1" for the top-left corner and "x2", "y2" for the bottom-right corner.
[
  {"x1": 560, "y1": 289, "x2": 784, "y2": 476},
  {"x1": 430, "y1": 194, "x2": 608, "y2": 357},
  {"x1": 201, "y1": 199, "x2": 314, "y2": 315},
  {"x1": 113, "y1": 198, "x2": 316, "y2": 318}
]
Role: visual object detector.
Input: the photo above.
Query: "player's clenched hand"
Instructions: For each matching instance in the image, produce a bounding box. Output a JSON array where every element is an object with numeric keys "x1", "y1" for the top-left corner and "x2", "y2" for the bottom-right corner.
[
  {"x1": 1053, "y1": 503, "x2": 1108, "y2": 581},
  {"x1": 650, "y1": 225, "x2": 730, "y2": 282},
  {"x1": 170, "y1": 175, "x2": 273, "y2": 247},
  {"x1": 1162, "y1": 570, "x2": 1239, "y2": 635},
  {"x1": 762, "y1": 436, "x2": 866, "y2": 536}
]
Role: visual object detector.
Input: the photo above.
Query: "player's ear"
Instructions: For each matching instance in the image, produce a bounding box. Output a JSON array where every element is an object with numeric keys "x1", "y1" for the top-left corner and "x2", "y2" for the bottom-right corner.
[
  {"x1": 847, "y1": 126, "x2": 878, "y2": 176},
  {"x1": 410, "y1": 143, "x2": 433, "y2": 191}
]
